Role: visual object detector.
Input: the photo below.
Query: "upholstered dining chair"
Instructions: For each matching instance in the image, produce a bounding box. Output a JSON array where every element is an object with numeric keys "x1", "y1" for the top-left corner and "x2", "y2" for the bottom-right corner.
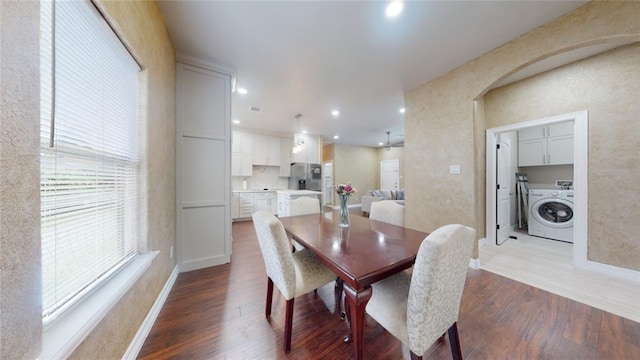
[
  {"x1": 366, "y1": 224, "x2": 475, "y2": 360},
  {"x1": 252, "y1": 210, "x2": 336, "y2": 353},
  {"x1": 369, "y1": 200, "x2": 405, "y2": 227},
  {"x1": 289, "y1": 196, "x2": 321, "y2": 251},
  {"x1": 290, "y1": 196, "x2": 321, "y2": 216}
]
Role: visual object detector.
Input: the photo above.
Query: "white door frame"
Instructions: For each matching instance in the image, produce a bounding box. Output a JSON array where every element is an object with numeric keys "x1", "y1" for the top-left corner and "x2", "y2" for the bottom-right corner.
[{"x1": 485, "y1": 110, "x2": 588, "y2": 268}]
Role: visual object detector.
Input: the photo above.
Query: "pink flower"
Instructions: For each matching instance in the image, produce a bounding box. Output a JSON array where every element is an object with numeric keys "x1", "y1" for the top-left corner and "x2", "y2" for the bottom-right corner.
[{"x1": 335, "y1": 183, "x2": 357, "y2": 196}]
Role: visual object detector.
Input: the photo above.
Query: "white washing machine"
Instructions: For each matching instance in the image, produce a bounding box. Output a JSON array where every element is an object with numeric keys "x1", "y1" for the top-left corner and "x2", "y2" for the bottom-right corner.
[{"x1": 528, "y1": 189, "x2": 574, "y2": 243}]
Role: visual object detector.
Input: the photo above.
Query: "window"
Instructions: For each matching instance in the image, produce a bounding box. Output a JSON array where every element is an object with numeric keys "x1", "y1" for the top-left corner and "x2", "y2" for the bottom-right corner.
[{"x1": 40, "y1": 0, "x2": 140, "y2": 322}]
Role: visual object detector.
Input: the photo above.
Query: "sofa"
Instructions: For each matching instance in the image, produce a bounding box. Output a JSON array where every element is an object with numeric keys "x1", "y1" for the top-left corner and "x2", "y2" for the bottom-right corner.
[{"x1": 361, "y1": 189, "x2": 405, "y2": 215}]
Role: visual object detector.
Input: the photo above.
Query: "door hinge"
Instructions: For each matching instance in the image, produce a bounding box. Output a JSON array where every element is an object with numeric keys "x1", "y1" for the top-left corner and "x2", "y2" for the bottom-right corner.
[
  {"x1": 496, "y1": 224, "x2": 500, "y2": 230},
  {"x1": 496, "y1": 144, "x2": 501, "y2": 149},
  {"x1": 496, "y1": 184, "x2": 500, "y2": 190}
]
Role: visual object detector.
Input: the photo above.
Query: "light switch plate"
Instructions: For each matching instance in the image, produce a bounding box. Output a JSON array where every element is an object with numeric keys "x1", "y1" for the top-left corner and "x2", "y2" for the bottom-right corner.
[{"x1": 450, "y1": 165, "x2": 461, "y2": 174}]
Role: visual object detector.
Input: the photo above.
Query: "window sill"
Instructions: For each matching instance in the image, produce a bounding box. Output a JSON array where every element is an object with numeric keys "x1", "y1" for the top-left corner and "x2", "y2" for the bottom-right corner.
[{"x1": 39, "y1": 251, "x2": 158, "y2": 359}]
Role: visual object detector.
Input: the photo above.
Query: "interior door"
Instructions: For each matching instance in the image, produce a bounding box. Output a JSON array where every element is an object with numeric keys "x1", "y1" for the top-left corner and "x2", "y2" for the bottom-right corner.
[
  {"x1": 323, "y1": 161, "x2": 334, "y2": 208},
  {"x1": 380, "y1": 159, "x2": 399, "y2": 189},
  {"x1": 496, "y1": 133, "x2": 514, "y2": 245}
]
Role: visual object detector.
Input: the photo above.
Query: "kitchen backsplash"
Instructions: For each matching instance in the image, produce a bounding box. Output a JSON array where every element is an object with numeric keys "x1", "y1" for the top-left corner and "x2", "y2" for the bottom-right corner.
[{"x1": 232, "y1": 166, "x2": 289, "y2": 190}]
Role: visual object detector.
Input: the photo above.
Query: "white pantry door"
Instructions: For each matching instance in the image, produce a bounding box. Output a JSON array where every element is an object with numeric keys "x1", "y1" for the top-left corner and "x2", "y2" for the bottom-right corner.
[{"x1": 176, "y1": 63, "x2": 232, "y2": 272}]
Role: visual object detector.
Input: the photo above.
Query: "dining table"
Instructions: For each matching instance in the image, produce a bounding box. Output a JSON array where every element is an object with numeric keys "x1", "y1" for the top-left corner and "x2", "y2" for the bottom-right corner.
[{"x1": 279, "y1": 211, "x2": 429, "y2": 360}]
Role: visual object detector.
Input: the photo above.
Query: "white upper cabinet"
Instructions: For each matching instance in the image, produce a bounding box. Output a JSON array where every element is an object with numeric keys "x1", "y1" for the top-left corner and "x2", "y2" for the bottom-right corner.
[
  {"x1": 279, "y1": 137, "x2": 291, "y2": 177},
  {"x1": 232, "y1": 131, "x2": 253, "y2": 154},
  {"x1": 518, "y1": 122, "x2": 574, "y2": 166},
  {"x1": 232, "y1": 131, "x2": 253, "y2": 176},
  {"x1": 253, "y1": 134, "x2": 281, "y2": 166}
]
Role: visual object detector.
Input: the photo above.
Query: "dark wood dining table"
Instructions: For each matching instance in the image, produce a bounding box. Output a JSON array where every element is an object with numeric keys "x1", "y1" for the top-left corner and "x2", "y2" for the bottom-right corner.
[{"x1": 279, "y1": 211, "x2": 429, "y2": 360}]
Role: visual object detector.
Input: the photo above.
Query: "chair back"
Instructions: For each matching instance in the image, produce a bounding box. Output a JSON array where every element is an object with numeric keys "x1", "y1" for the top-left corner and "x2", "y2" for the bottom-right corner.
[
  {"x1": 369, "y1": 200, "x2": 405, "y2": 226},
  {"x1": 290, "y1": 196, "x2": 321, "y2": 216},
  {"x1": 406, "y1": 224, "x2": 475, "y2": 355},
  {"x1": 252, "y1": 211, "x2": 296, "y2": 299}
]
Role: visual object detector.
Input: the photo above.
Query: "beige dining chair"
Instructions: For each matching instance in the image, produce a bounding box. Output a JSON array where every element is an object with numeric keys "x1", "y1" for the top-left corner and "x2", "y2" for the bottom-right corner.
[
  {"x1": 289, "y1": 196, "x2": 321, "y2": 251},
  {"x1": 290, "y1": 196, "x2": 321, "y2": 216},
  {"x1": 366, "y1": 224, "x2": 475, "y2": 360},
  {"x1": 252, "y1": 210, "x2": 336, "y2": 353},
  {"x1": 369, "y1": 200, "x2": 405, "y2": 227}
]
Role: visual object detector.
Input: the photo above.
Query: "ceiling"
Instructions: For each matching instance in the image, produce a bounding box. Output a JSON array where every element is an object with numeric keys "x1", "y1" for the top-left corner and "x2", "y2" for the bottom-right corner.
[{"x1": 158, "y1": 1, "x2": 588, "y2": 148}]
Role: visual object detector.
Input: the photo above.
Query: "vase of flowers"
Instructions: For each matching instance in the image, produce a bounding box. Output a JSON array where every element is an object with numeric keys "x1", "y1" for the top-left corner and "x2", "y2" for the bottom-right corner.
[{"x1": 335, "y1": 183, "x2": 357, "y2": 228}]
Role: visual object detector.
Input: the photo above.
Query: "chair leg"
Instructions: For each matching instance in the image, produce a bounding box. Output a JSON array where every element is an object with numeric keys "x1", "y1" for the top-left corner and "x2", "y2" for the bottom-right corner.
[
  {"x1": 284, "y1": 298, "x2": 294, "y2": 353},
  {"x1": 265, "y1": 277, "x2": 274, "y2": 318},
  {"x1": 409, "y1": 351, "x2": 423, "y2": 360},
  {"x1": 447, "y1": 322, "x2": 463, "y2": 360},
  {"x1": 334, "y1": 277, "x2": 344, "y2": 316}
]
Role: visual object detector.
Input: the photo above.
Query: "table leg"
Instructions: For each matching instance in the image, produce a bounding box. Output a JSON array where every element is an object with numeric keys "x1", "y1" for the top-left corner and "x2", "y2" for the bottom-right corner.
[{"x1": 344, "y1": 285, "x2": 372, "y2": 360}]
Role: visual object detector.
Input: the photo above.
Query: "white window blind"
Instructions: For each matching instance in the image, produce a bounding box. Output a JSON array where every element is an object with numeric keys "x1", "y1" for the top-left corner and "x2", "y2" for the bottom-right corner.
[{"x1": 40, "y1": 0, "x2": 140, "y2": 321}]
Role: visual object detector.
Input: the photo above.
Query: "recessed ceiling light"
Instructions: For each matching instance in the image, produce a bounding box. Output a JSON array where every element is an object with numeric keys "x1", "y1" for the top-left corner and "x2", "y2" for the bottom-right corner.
[
  {"x1": 302, "y1": 130, "x2": 308, "y2": 134},
  {"x1": 237, "y1": 87, "x2": 248, "y2": 95},
  {"x1": 331, "y1": 110, "x2": 340, "y2": 117},
  {"x1": 333, "y1": 135, "x2": 340, "y2": 139},
  {"x1": 399, "y1": 108, "x2": 405, "y2": 114},
  {"x1": 232, "y1": 119, "x2": 240, "y2": 124},
  {"x1": 385, "y1": 1, "x2": 403, "y2": 18},
  {"x1": 378, "y1": 142, "x2": 384, "y2": 146}
]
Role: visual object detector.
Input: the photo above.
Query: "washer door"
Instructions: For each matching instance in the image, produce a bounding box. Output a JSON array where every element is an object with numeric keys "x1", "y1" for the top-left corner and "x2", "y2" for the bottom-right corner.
[{"x1": 531, "y1": 198, "x2": 574, "y2": 228}]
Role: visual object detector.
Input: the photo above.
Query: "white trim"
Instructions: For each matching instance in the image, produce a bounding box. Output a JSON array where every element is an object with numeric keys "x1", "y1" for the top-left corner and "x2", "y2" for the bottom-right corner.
[
  {"x1": 469, "y1": 258, "x2": 481, "y2": 269},
  {"x1": 122, "y1": 265, "x2": 179, "y2": 360},
  {"x1": 39, "y1": 251, "x2": 158, "y2": 360},
  {"x1": 485, "y1": 111, "x2": 588, "y2": 269},
  {"x1": 584, "y1": 260, "x2": 640, "y2": 282},
  {"x1": 176, "y1": 53, "x2": 235, "y2": 78}
]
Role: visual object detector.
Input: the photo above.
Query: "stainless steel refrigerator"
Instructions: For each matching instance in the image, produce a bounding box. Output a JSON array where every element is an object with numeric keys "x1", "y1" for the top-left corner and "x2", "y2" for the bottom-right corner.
[{"x1": 289, "y1": 163, "x2": 322, "y2": 191}]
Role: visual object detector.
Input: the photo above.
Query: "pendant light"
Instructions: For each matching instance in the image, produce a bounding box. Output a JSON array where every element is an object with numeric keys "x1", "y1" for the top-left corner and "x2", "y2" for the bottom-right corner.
[{"x1": 292, "y1": 114, "x2": 305, "y2": 154}]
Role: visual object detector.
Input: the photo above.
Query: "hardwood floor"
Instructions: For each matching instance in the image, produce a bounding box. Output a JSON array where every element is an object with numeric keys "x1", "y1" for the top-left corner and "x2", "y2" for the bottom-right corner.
[{"x1": 138, "y1": 219, "x2": 640, "y2": 359}]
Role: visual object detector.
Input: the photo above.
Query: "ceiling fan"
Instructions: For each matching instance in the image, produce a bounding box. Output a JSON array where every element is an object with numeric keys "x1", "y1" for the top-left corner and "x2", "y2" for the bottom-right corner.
[{"x1": 384, "y1": 131, "x2": 404, "y2": 151}]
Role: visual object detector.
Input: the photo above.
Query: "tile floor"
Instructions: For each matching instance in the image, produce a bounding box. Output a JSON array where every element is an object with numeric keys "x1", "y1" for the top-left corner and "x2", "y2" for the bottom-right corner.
[{"x1": 479, "y1": 229, "x2": 640, "y2": 323}]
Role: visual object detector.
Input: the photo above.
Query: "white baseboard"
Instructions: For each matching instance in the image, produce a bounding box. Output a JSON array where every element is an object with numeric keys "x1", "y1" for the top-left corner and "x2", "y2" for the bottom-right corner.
[
  {"x1": 469, "y1": 258, "x2": 481, "y2": 269},
  {"x1": 123, "y1": 265, "x2": 179, "y2": 359},
  {"x1": 585, "y1": 260, "x2": 640, "y2": 282}
]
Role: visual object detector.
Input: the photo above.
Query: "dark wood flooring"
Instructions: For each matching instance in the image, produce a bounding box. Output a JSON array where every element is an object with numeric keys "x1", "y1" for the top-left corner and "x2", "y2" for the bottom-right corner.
[{"x1": 138, "y1": 218, "x2": 640, "y2": 359}]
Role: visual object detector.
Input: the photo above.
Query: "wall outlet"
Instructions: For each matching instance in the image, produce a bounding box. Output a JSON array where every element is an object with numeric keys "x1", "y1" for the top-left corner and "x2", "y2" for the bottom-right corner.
[
  {"x1": 170, "y1": 245, "x2": 174, "y2": 259},
  {"x1": 450, "y1": 165, "x2": 461, "y2": 174}
]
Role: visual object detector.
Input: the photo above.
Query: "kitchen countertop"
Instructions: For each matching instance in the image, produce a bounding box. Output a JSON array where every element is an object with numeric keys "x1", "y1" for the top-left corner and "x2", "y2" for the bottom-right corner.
[
  {"x1": 232, "y1": 189, "x2": 279, "y2": 193},
  {"x1": 276, "y1": 190, "x2": 322, "y2": 196}
]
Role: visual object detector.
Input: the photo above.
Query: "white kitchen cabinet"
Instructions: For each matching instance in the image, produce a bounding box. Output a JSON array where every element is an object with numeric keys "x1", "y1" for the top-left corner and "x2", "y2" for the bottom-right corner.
[
  {"x1": 279, "y1": 137, "x2": 291, "y2": 177},
  {"x1": 231, "y1": 193, "x2": 240, "y2": 219},
  {"x1": 238, "y1": 192, "x2": 254, "y2": 219},
  {"x1": 291, "y1": 134, "x2": 320, "y2": 164},
  {"x1": 253, "y1": 192, "x2": 278, "y2": 215},
  {"x1": 231, "y1": 153, "x2": 252, "y2": 177},
  {"x1": 277, "y1": 190, "x2": 322, "y2": 217},
  {"x1": 232, "y1": 130, "x2": 253, "y2": 176},
  {"x1": 232, "y1": 191, "x2": 277, "y2": 219},
  {"x1": 253, "y1": 134, "x2": 281, "y2": 166},
  {"x1": 232, "y1": 131, "x2": 253, "y2": 154},
  {"x1": 518, "y1": 122, "x2": 574, "y2": 166}
]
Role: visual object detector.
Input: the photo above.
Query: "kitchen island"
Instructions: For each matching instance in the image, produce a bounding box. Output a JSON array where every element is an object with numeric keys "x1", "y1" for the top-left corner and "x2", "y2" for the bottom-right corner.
[{"x1": 277, "y1": 190, "x2": 322, "y2": 217}]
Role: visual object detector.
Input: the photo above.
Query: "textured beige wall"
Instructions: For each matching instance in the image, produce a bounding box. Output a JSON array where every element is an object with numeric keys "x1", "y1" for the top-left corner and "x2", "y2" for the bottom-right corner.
[
  {"x1": 405, "y1": 1, "x2": 640, "y2": 263},
  {"x1": 378, "y1": 146, "x2": 404, "y2": 189},
  {"x1": 333, "y1": 145, "x2": 378, "y2": 204},
  {"x1": 69, "y1": 1, "x2": 176, "y2": 359},
  {"x1": 0, "y1": 2, "x2": 43, "y2": 358},
  {"x1": 0, "y1": 0, "x2": 175, "y2": 359},
  {"x1": 485, "y1": 44, "x2": 640, "y2": 271}
]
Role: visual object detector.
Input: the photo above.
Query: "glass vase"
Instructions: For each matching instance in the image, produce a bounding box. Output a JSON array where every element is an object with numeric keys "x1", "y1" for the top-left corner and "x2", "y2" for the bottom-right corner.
[{"x1": 338, "y1": 194, "x2": 350, "y2": 228}]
